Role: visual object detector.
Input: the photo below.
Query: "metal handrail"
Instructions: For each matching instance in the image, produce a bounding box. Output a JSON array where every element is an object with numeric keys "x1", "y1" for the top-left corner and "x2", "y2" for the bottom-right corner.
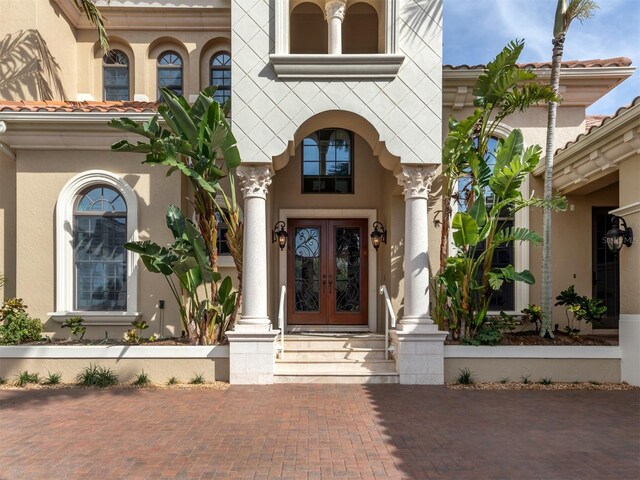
[
  {"x1": 379, "y1": 285, "x2": 396, "y2": 360},
  {"x1": 277, "y1": 285, "x2": 286, "y2": 359}
]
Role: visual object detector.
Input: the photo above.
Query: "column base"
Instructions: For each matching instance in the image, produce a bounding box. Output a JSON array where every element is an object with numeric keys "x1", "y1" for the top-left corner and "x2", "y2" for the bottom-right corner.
[
  {"x1": 226, "y1": 329, "x2": 280, "y2": 384},
  {"x1": 397, "y1": 315, "x2": 440, "y2": 334},
  {"x1": 390, "y1": 329, "x2": 448, "y2": 385},
  {"x1": 234, "y1": 316, "x2": 273, "y2": 332}
]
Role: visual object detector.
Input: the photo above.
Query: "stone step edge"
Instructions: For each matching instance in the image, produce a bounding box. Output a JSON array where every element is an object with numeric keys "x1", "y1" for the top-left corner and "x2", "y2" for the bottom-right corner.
[
  {"x1": 274, "y1": 372, "x2": 399, "y2": 377},
  {"x1": 276, "y1": 359, "x2": 395, "y2": 364}
]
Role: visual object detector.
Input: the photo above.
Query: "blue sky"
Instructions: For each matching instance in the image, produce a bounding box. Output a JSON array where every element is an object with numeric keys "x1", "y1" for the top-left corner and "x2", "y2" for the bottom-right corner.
[{"x1": 443, "y1": 0, "x2": 640, "y2": 115}]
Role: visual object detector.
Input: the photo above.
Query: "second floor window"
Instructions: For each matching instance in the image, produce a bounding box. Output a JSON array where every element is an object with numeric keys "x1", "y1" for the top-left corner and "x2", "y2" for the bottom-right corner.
[
  {"x1": 103, "y1": 50, "x2": 129, "y2": 101},
  {"x1": 302, "y1": 129, "x2": 354, "y2": 194},
  {"x1": 157, "y1": 51, "x2": 183, "y2": 100},
  {"x1": 210, "y1": 52, "x2": 231, "y2": 106}
]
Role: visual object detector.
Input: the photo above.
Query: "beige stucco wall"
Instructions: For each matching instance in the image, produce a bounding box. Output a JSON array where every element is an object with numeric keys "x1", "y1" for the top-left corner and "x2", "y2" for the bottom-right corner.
[
  {"x1": 0, "y1": 149, "x2": 17, "y2": 299},
  {"x1": 0, "y1": 357, "x2": 229, "y2": 383},
  {"x1": 0, "y1": 0, "x2": 78, "y2": 101},
  {"x1": 444, "y1": 357, "x2": 621, "y2": 383},
  {"x1": 617, "y1": 155, "x2": 640, "y2": 315},
  {"x1": 14, "y1": 147, "x2": 184, "y2": 339}
]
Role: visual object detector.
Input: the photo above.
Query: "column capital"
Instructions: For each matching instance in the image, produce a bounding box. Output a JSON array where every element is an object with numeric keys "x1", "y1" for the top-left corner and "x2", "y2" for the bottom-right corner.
[
  {"x1": 395, "y1": 165, "x2": 437, "y2": 200},
  {"x1": 237, "y1": 164, "x2": 273, "y2": 200},
  {"x1": 325, "y1": 0, "x2": 347, "y2": 21}
]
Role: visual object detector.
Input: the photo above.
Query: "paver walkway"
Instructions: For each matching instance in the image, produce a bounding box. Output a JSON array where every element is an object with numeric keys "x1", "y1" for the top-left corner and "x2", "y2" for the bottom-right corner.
[{"x1": 0, "y1": 385, "x2": 638, "y2": 479}]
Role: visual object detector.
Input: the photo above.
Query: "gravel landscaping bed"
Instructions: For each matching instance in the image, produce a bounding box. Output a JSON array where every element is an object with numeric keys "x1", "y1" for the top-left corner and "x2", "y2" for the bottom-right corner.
[
  {"x1": 448, "y1": 382, "x2": 638, "y2": 391},
  {"x1": 0, "y1": 382, "x2": 229, "y2": 391}
]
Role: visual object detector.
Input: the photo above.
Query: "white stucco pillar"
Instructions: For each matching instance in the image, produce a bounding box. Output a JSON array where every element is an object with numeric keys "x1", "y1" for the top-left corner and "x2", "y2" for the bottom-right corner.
[
  {"x1": 391, "y1": 164, "x2": 447, "y2": 385},
  {"x1": 235, "y1": 164, "x2": 273, "y2": 330},
  {"x1": 325, "y1": 0, "x2": 346, "y2": 55},
  {"x1": 395, "y1": 165, "x2": 438, "y2": 333}
]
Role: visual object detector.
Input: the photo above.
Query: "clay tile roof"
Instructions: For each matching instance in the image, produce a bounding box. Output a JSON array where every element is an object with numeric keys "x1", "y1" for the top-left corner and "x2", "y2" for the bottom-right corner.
[
  {"x1": 556, "y1": 95, "x2": 640, "y2": 154},
  {"x1": 443, "y1": 57, "x2": 633, "y2": 70},
  {"x1": 0, "y1": 100, "x2": 159, "y2": 113}
]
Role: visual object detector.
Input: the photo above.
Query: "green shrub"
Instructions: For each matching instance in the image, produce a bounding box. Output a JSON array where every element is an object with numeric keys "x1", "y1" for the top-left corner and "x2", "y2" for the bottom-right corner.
[
  {"x1": 455, "y1": 367, "x2": 475, "y2": 385},
  {"x1": 132, "y1": 371, "x2": 150, "y2": 386},
  {"x1": 0, "y1": 377, "x2": 6, "y2": 385},
  {"x1": 77, "y1": 364, "x2": 118, "y2": 387},
  {"x1": 189, "y1": 373, "x2": 205, "y2": 385},
  {"x1": 539, "y1": 377, "x2": 554, "y2": 385},
  {"x1": 15, "y1": 371, "x2": 39, "y2": 387},
  {"x1": 520, "y1": 374, "x2": 531, "y2": 384},
  {"x1": 0, "y1": 298, "x2": 43, "y2": 345},
  {"x1": 499, "y1": 377, "x2": 510, "y2": 384},
  {"x1": 555, "y1": 286, "x2": 607, "y2": 335},
  {"x1": 167, "y1": 376, "x2": 179, "y2": 385},
  {"x1": 61, "y1": 316, "x2": 86, "y2": 340},
  {"x1": 43, "y1": 372, "x2": 62, "y2": 385}
]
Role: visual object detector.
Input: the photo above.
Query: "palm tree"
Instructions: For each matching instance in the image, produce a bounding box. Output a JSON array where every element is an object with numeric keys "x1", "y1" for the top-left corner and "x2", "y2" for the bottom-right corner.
[
  {"x1": 74, "y1": 0, "x2": 109, "y2": 51},
  {"x1": 540, "y1": 0, "x2": 598, "y2": 338}
]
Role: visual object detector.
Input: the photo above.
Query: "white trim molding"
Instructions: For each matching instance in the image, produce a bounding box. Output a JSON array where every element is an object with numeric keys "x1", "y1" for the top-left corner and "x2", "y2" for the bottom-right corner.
[
  {"x1": 52, "y1": 170, "x2": 140, "y2": 324},
  {"x1": 0, "y1": 345, "x2": 229, "y2": 359},
  {"x1": 445, "y1": 345, "x2": 621, "y2": 359},
  {"x1": 278, "y1": 208, "x2": 378, "y2": 333},
  {"x1": 269, "y1": 54, "x2": 405, "y2": 79}
]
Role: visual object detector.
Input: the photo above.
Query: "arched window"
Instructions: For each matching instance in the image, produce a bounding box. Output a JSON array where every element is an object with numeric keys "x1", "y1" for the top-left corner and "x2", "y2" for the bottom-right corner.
[
  {"x1": 302, "y1": 129, "x2": 353, "y2": 194},
  {"x1": 103, "y1": 50, "x2": 129, "y2": 101},
  {"x1": 55, "y1": 171, "x2": 139, "y2": 321},
  {"x1": 74, "y1": 186, "x2": 127, "y2": 311},
  {"x1": 342, "y1": 3, "x2": 379, "y2": 54},
  {"x1": 290, "y1": 2, "x2": 328, "y2": 54},
  {"x1": 210, "y1": 52, "x2": 231, "y2": 105},
  {"x1": 157, "y1": 51, "x2": 183, "y2": 99}
]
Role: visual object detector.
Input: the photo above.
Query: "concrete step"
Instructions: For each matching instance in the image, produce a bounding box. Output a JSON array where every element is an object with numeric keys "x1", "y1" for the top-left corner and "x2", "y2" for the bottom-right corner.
[
  {"x1": 275, "y1": 359, "x2": 397, "y2": 375},
  {"x1": 279, "y1": 347, "x2": 388, "y2": 361},
  {"x1": 281, "y1": 334, "x2": 386, "y2": 350},
  {"x1": 273, "y1": 373, "x2": 399, "y2": 384}
]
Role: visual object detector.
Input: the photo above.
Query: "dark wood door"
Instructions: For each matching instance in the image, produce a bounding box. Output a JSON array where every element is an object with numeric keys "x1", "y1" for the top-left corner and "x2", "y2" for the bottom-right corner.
[
  {"x1": 287, "y1": 219, "x2": 368, "y2": 325},
  {"x1": 592, "y1": 207, "x2": 620, "y2": 328}
]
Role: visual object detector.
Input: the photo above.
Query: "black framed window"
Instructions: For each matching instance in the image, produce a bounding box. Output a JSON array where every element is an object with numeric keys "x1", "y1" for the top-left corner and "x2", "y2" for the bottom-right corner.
[
  {"x1": 210, "y1": 52, "x2": 231, "y2": 106},
  {"x1": 458, "y1": 137, "x2": 515, "y2": 311},
  {"x1": 157, "y1": 51, "x2": 183, "y2": 100},
  {"x1": 302, "y1": 129, "x2": 353, "y2": 194},
  {"x1": 214, "y1": 210, "x2": 230, "y2": 256},
  {"x1": 103, "y1": 50, "x2": 129, "y2": 101},
  {"x1": 74, "y1": 186, "x2": 127, "y2": 311}
]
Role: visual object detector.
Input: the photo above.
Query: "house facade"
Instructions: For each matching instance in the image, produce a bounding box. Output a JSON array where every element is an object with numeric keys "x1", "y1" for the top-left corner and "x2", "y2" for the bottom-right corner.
[{"x1": 0, "y1": 0, "x2": 638, "y2": 385}]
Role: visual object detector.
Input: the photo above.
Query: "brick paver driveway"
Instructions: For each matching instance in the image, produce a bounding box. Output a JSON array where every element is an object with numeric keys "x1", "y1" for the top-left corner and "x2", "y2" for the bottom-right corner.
[{"x1": 1, "y1": 385, "x2": 638, "y2": 479}]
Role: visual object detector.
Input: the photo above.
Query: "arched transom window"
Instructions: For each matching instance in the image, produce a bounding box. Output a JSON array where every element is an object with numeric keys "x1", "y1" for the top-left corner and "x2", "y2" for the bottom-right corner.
[
  {"x1": 74, "y1": 186, "x2": 128, "y2": 311},
  {"x1": 210, "y1": 52, "x2": 231, "y2": 105},
  {"x1": 302, "y1": 128, "x2": 353, "y2": 194},
  {"x1": 103, "y1": 50, "x2": 129, "y2": 101},
  {"x1": 157, "y1": 50, "x2": 183, "y2": 99}
]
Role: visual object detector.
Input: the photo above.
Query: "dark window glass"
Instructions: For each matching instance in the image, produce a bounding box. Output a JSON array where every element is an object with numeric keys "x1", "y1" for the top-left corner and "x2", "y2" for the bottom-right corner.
[
  {"x1": 210, "y1": 52, "x2": 231, "y2": 106},
  {"x1": 458, "y1": 137, "x2": 515, "y2": 311},
  {"x1": 302, "y1": 129, "x2": 353, "y2": 194},
  {"x1": 103, "y1": 50, "x2": 129, "y2": 101},
  {"x1": 74, "y1": 186, "x2": 127, "y2": 311},
  {"x1": 157, "y1": 51, "x2": 183, "y2": 100},
  {"x1": 214, "y1": 210, "x2": 230, "y2": 255}
]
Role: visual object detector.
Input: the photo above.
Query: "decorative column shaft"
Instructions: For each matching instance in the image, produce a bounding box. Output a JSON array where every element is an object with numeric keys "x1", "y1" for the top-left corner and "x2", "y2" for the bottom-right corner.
[
  {"x1": 325, "y1": 0, "x2": 346, "y2": 55},
  {"x1": 395, "y1": 165, "x2": 437, "y2": 333},
  {"x1": 236, "y1": 164, "x2": 273, "y2": 330}
]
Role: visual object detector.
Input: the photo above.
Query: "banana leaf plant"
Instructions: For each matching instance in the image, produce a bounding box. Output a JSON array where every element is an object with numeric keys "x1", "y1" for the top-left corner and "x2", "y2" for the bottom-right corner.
[
  {"x1": 125, "y1": 206, "x2": 237, "y2": 344},
  {"x1": 109, "y1": 86, "x2": 244, "y2": 337}
]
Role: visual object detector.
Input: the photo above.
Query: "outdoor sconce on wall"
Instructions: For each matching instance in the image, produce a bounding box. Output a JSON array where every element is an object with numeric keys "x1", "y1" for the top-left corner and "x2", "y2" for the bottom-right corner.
[
  {"x1": 370, "y1": 221, "x2": 387, "y2": 251},
  {"x1": 605, "y1": 215, "x2": 634, "y2": 253},
  {"x1": 272, "y1": 221, "x2": 288, "y2": 251}
]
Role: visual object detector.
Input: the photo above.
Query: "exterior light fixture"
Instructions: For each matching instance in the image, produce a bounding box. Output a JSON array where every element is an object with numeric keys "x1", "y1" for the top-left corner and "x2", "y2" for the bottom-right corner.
[
  {"x1": 370, "y1": 221, "x2": 387, "y2": 251},
  {"x1": 604, "y1": 215, "x2": 633, "y2": 253},
  {"x1": 272, "y1": 221, "x2": 288, "y2": 251}
]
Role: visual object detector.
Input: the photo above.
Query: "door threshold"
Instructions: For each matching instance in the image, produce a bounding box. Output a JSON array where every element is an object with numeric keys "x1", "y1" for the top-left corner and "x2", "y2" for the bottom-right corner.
[{"x1": 287, "y1": 325, "x2": 370, "y2": 334}]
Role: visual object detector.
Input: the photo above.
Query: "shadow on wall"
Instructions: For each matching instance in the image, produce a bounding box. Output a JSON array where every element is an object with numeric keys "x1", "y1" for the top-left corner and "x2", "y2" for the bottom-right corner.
[{"x1": 0, "y1": 30, "x2": 66, "y2": 101}]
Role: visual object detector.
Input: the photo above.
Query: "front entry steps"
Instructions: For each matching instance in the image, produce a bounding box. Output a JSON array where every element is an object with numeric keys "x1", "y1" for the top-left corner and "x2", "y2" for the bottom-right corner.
[{"x1": 274, "y1": 333, "x2": 399, "y2": 384}]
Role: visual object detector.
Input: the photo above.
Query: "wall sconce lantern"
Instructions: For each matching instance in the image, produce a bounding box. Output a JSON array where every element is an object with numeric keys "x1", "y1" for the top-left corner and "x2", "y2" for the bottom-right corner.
[
  {"x1": 605, "y1": 215, "x2": 633, "y2": 253},
  {"x1": 272, "y1": 221, "x2": 288, "y2": 250},
  {"x1": 370, "y1": 221, "x2": 387, "y2": 251}
]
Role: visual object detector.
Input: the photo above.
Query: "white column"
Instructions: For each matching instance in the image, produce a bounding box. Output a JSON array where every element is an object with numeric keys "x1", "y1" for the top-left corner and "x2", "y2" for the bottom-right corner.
[
  {"x1": 236, "y1": 164, "x2": 273, "y2": 330},
  {"x1": 395, "y1": 165, "x2": 437, "y2": 333},
  {"x1": 325, "y1": 0, "x2": 346, "y2": 55}
]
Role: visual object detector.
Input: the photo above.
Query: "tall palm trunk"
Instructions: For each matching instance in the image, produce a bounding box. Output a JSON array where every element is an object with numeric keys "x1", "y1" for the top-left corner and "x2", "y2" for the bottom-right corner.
[{"x1": 540, "y1": 33, "x2": 565, "y2": 338}]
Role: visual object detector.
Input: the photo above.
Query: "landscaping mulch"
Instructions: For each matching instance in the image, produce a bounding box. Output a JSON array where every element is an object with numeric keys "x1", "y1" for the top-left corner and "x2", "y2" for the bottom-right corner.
[
  {"x1": 448, "y1": 382, "x2": 638, "y2": 391},
  {"x1": 21, "y1": 337, "x2": 194, "y2": 346},
  {"x1": 446, "y1": 330, "x2": 618, "y2": 346}
]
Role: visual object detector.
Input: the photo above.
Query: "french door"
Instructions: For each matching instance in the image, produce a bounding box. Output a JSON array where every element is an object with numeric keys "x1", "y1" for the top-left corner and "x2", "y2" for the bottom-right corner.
[
  {"x1": 287, "y1": 219, "x2": 368, "y2": 325},
  {"x1": 592, "y1": 207, "x2": 620, "y2": 328}
]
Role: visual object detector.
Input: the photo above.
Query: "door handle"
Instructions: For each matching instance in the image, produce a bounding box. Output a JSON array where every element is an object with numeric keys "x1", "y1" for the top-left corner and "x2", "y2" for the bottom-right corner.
[
  {"x1": 328, "y1": 274, "x2": 333, "y2": 294},
  {"x1": 322, "y1": 274, "x2": 327, "y2": 293}
]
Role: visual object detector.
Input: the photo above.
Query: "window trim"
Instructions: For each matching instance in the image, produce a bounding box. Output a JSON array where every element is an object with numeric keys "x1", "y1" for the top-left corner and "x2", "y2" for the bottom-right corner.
[
  {"x1": 52, "y1": 170, "x2": 140, "y2": 325},
  {"x1": 209, "y1": 51, "x2": 232, "y2": 105},
  {"x1": 448, "y1": 124, "x2": 530, "y2": 315}
]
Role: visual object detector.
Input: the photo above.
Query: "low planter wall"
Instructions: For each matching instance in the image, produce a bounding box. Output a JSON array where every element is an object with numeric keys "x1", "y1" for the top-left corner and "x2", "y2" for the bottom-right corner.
[
  {"x1": 444, "y1": 346, "x2": 621, "y2": 383},
  {"x1": 0, "y1": 346, "x2": 230, "y2": 383}
]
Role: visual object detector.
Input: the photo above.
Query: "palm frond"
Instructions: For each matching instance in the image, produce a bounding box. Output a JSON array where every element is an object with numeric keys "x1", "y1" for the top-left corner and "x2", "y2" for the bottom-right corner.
[{"x1": 73, "y1": 0, "x2": 109, "y2": 51}]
